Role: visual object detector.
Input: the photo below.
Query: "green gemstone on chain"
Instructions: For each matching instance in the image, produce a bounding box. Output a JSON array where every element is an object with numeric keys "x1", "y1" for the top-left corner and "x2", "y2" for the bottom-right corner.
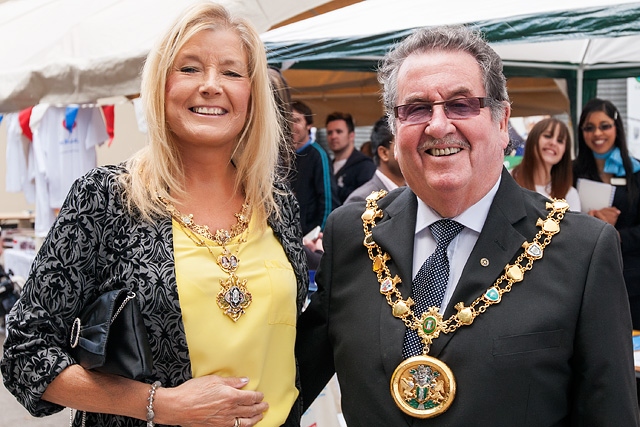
[{"x1": 423, "y1": 315, "x2": 438, "y2": 334}]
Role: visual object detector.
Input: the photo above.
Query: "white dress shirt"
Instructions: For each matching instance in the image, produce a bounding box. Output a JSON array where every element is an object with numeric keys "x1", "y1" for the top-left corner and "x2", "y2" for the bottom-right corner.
[{"x1": 413, "y1": 177, "x2": 501, "y2": 312}]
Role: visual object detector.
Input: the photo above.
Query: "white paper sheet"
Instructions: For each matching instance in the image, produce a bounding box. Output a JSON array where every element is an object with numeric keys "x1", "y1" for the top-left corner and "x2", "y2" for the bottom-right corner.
[{"x1": 576, "y1": 178, "x2": 616, "y2": 213}]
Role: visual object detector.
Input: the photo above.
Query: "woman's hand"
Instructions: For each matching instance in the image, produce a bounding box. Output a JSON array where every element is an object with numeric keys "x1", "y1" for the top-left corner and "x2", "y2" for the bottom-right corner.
[
  {"x1": 156, "y1": 375, "x2": 268, "y2": 427},
  {"x1": 588, "y1": 206, "x2": 621, "y2": 226}
]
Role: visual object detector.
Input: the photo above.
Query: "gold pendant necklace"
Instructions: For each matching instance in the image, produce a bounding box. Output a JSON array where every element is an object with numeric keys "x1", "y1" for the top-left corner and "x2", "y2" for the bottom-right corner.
[
  {"x1": 160, "y1": 196, "x2": 252, "y2": 322},
  {"x1": 361, "y1": 190, "x2": 568, "y2": 418}
]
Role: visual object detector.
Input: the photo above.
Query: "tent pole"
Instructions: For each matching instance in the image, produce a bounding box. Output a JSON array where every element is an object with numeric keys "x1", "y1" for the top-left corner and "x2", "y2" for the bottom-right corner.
[{"x1": 576, "y1": 68, "x2": 583, "y2": 126}]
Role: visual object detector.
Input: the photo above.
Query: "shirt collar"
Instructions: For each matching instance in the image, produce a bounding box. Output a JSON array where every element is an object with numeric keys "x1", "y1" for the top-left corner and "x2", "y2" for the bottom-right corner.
[
  {"x1": 295, "y1": 139, "x2": 313, "y2": 153},
  {"x1": 415, "y1": 175, "x2": 501, "y2": 235},
  {"x1": 376, "y1": 169, "x2": 400, "y2": 192}
]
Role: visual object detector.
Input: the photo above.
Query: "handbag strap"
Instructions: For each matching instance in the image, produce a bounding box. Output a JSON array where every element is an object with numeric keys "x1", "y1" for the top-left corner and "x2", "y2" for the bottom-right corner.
[{"x1": 110, "y1": 291, "x2": 136, "y2": 324}]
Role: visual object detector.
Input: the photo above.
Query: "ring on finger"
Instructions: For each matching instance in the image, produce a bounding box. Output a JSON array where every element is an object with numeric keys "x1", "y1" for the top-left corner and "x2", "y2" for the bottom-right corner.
[{"x1": 233, "y1": 418, "x2": 241, "y2": 427}]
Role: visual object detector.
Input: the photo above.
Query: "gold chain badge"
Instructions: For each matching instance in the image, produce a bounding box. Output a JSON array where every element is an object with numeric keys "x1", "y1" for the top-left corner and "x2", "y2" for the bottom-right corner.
[{"x1": 361, "y1": 190, "x2": 568, "y2": 417}]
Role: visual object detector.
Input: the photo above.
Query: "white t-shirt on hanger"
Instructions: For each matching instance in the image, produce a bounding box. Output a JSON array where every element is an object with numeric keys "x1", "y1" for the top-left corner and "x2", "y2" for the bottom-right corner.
[{"x1": 30, "y1": 105, "x2": 108, "y2": 236}]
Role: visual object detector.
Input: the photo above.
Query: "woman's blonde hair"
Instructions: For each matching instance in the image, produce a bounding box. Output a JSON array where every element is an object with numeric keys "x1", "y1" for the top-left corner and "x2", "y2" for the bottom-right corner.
[{"x1": 121, "y1": 2, "x2": 285, "y2": 228}]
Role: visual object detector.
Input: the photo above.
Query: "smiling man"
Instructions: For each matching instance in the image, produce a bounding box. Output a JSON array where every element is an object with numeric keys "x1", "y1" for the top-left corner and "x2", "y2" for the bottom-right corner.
[
  {"x1": 297, "y1": 25, "x2": 639, "y2": 426},
  {"x1": 325, "y1": 111, "x2": 376, "y2": 203}
]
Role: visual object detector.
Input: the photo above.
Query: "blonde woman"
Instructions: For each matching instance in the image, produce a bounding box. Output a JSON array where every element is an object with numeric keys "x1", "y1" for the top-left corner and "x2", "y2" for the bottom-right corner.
[{"x1": 1, "y1": 3, "x2": 307, "y2": 427}]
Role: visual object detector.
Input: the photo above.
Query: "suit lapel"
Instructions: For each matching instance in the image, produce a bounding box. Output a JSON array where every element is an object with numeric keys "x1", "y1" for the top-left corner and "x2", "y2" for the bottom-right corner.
[
  {"x1": 373, "y1": 188, "x2": 417, "y2": 283},
  {"x1": 370, "y1": 188, "x2": 418, "y2": 376},
  {"x1": 430, "y1": 170, "x2": 529, "y2": 356}
]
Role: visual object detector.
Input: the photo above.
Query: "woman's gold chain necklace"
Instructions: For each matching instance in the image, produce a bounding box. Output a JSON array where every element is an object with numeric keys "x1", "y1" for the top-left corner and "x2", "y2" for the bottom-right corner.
[{"x1": 159, "y1": 195, "x2": 252, "y2": 321}]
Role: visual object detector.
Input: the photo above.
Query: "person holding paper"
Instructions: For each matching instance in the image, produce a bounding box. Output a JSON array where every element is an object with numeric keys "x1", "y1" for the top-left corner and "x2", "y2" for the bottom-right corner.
[
  {"x1": 574, "y1": 98, "x2": 640, "y2": 329},
  {"x1": 511, "y1": 117, "x2": 581, "y2": 211}
]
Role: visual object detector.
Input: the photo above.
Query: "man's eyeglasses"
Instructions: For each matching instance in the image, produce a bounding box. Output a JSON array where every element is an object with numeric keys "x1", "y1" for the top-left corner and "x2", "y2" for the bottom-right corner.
[
  {"x1": 394, "y1": 97, "x2": 488, "y2": 125},
  {"x1": 581, "y1": 123, "x2": 615, "y2": 133}
]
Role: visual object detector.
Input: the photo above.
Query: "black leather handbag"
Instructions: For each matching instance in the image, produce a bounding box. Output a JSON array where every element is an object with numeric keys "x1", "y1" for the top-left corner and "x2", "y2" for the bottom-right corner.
[{"x1": 69, "y1": 288, "x2": 153, "y2": 380}]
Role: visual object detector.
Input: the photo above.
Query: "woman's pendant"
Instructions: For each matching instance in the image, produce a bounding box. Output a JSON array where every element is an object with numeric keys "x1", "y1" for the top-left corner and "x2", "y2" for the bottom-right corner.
[{"x1": 217, "y1": 275, "x2": 252, "y2": 321}]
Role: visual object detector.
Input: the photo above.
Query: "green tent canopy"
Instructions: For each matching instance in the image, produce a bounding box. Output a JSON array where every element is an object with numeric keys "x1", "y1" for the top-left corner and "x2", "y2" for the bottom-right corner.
[{"x1": 263, "y1": 0, "x2": 640, "y2": 125}]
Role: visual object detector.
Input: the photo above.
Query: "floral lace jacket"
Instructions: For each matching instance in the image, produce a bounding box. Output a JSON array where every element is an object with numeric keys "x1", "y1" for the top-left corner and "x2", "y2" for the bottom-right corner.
[{"x1": 1, "y1": 165, "x2": 308, "y2": 426}]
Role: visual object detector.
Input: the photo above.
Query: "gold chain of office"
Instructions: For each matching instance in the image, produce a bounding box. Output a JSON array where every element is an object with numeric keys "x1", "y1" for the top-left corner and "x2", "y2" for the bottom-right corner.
[{"x1": 361, "y1": 190, "x2": 569, "y2": 355}]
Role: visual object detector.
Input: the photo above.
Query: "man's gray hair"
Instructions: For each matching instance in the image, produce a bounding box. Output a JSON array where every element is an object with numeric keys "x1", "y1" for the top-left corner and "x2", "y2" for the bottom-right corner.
[{"x1": 378, "y1": 25, "x2": 510, "y2": 133}]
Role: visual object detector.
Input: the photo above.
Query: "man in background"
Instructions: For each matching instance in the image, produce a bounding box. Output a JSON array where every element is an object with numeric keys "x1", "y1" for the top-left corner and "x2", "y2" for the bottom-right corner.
[
  {"x1": 325, "y1": 112, "x2": 376, "y2": 203},
  {"x1": 344, "y1": 116, "x2": 405, "y2": 204},
  {"x1": 290, "y1": 101, "x2": 339, "y2": 235}
]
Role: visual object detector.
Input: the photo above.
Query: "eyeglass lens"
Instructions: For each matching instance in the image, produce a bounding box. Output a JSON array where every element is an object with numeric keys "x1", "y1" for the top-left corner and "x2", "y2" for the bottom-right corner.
[
  {"x1": 582, "y1": 123, "x2": 614, "y2": 133},
  {"x1": 394, "y1": 97, "x2": 486, "y2": 124}
]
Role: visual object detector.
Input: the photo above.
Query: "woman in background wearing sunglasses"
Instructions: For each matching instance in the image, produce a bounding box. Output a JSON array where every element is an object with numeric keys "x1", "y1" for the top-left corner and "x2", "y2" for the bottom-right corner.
[{"x1": 574, "y1": 97, "x2": 640, "y2": 329}]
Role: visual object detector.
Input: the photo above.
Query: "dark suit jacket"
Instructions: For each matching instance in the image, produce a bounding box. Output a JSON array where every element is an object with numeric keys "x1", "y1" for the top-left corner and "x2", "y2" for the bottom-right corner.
[
  {"x1": 344, "y1": 171, "x2": 390, "y2": 204},
  {"x1": 297, "y1": 169, "x2": 639, "y2": 426}
]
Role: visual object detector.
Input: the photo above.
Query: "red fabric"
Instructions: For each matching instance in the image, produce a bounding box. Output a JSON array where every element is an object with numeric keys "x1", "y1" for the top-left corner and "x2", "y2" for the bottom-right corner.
[
  {"x1": 101, "y1": 105, "x2": 115, "y2": 146},
  {"x1": 18, "y1": 107, "x2": 34, "y2": 141}
]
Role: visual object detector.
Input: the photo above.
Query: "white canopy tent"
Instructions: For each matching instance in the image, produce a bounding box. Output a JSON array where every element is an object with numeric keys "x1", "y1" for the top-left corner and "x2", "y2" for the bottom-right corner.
[
  {"x1": 0, "y1": 0, "x2": 341, "y2": 113},
  {"x1": 262, "y1": 0, "x2": 640, "y2": 124}
]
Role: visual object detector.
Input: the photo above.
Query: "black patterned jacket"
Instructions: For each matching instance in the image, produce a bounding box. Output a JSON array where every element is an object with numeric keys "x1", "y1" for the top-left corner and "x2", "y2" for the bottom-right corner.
[{"x1": 1, "y1": 165, "x2": 308, "y2": 426}]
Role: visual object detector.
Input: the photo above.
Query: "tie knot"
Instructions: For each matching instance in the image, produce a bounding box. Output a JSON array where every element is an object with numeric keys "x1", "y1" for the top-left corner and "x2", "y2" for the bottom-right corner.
[{"x1": 429, "y1": 219, "x2": 464, "y2": 248}]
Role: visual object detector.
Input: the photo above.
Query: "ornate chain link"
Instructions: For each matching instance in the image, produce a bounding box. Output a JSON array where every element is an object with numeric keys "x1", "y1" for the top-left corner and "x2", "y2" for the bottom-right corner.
[
  {"x1": 361, "y1": 190, "x2": 569, "y2": 354},
  {"x1": 158, "y1": 195, "x2": 250, "y2": 245}
]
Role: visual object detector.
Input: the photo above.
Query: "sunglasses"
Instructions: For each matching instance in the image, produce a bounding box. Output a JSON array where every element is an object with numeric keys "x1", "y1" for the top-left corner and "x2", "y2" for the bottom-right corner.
[
  {"x1": 394, "y1": 97, "x2": 488, "y2": 125},
  {"x1": 581, "y1": 123, "x2": 614, "y2": 133}
]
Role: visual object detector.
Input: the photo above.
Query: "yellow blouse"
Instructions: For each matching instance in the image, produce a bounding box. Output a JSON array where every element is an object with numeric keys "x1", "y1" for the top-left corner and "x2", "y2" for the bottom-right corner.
[{"x1": 172, "y1": 216, "x2": 298, "y2": 426}]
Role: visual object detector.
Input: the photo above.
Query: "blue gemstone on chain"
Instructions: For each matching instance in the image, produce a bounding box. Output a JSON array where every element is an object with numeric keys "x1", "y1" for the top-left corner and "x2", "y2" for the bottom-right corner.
[{"x1": 484, "y1": 287, "x2": 500, "y2": 302}]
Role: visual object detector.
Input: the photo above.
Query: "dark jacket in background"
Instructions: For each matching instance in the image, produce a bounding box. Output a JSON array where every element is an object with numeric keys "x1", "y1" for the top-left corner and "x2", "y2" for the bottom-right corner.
[
  {"x1": 291, "y1": 142, "x2": 339, "y2": 235},
  {"x1": 334, "y1": 149, "x2": 376, "y2": 204}
]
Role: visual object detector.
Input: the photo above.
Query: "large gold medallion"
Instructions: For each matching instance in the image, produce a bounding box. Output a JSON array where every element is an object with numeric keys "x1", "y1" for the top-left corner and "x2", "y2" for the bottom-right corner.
[{"x1": 391, "y1": 355, "x2": 456, "y2": 418}]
